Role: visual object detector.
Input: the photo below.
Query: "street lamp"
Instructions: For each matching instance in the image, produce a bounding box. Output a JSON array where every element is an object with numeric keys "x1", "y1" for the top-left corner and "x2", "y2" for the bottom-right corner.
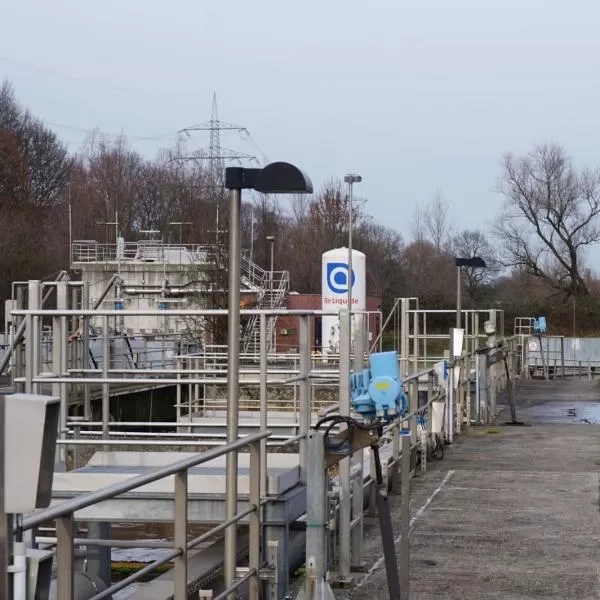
[
  {"x1": 454, "y1": 256, "x2": 487, "y2": 329},
  {"x1": 266, "y1": 235, "x2": 275, "y2": 308},
  {"x1": 343, "y1": 174, "x2": 362, "y2": 350},
  {"x1": 224, "y1": 162, "x2": 312, "y2": 597}
]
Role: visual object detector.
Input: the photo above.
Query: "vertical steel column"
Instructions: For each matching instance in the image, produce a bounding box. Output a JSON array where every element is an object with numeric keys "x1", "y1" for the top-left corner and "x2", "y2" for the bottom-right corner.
[
  {"x1": 174, "y1": 470, "x2": 188, "y2": 600},
  {"x1": 56, "y1": 515, "x2": 74, "y2": 599},
  {"x1": 412, "y1": 310, "x2": 419, "y2": 371},
  {"x1": 259, "y1": 314, "x2": 268, "y2": 495},
  {"x1": 304, "y1": 430, "x2": 335, "y2": 600},
  {"x1": 337, "y1": 309, "x2": 352, "y2": 582},
  {"x1": 57, "y1": 281, "x2": 68, "y2": 467},
  {"x1": 399, "y1": 434, "x2": 411, "y2": 600},
  {"x1": 102, "y1": 315, "x2": 110, "y2": 448},
  {"x1": 0, "y1": 394, "x2": 12, "y2": 600},
  {"x1": 248, "y1": 440, "x2": 261, "y2": 600},
  {"x1": 28, "y1": 281, "x2": 41, "y2": 395},
  {"x1": 400, "y1": 299, "x2": 409, "y2": 378},
  {"x1": 224, "y1": 187, "x2": 242, "y2": 598},
  {"x1": 82, "y1": 283, "x2": 91, "y2": 419},
  {"x1": 351, "y1": 312, "x2": 364, "y2": 567},
  {"x1": 298, "y1": 315, "x2": 311, "y2": 483}
]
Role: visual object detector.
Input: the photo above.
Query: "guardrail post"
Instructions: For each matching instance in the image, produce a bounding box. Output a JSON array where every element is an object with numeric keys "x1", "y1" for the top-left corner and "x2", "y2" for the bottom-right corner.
[
  {"x1": 56, "y1": 514, "x2": 74, "y2": 600},
  {"x1": 259, "y1": 314, "x2": 268, "y2": 496},
  {"x1": 174, "y1": 469, "x2": 188, "y2": 600},
  {"x1": 102, "y1": 314, "x2": 110, "y2": 450},
  {"x1": 248, "y1": 439, "x2": 261, "y2": 600},
  {"x1": 390, "y1": 422, "x2": 400, "y2": 493},
  {"x1": 298, "y1": 315, "x2": 311, "y2": 483},
  {"x1": 400, "y1": 434, "x2": 410, "y2": 600},
  {"x1": 337, "y1": 309, "x2": 352, "y2": 583},
  {"x1": 351, "y1": 312, "x2": 365, "y2": 569}
]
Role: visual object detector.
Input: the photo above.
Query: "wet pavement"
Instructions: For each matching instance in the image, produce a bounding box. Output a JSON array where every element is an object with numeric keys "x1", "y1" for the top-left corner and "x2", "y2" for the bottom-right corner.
[{"x1": 336, "y1": 379, "x2": 600, "y2": 600}]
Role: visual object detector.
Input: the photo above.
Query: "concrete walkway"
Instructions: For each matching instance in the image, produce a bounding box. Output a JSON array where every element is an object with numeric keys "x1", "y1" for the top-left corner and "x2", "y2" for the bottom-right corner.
[{"x1": 341, "y1": 380, "x2": 600, "y2": 600}]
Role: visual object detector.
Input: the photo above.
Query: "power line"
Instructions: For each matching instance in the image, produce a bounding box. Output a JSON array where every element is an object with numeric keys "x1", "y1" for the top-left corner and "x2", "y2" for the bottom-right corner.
[{"x1": 0, "y1": 55, "x2": 207, "y2": 97}]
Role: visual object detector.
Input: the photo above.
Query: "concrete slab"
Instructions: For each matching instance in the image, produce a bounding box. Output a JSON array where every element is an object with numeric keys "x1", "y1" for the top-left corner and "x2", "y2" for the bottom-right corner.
[{"x1": 335, "y1": 380, "x2": 600, "y2": 600}]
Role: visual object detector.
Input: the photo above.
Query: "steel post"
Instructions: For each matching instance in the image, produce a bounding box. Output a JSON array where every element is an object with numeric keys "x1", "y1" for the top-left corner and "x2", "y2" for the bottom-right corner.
[
  {"x1": 248, "y1": 440, "x2": 261, "y2": 600},
  {"x1": 302, "y1": 430, "x2": 336, "y2": 600},
  {"x1": 337, "y1": 310, "x2": 352, "y2": 582},
  {"x1": 259, "y1": 314, "x2": 268, "y2": 495},
  {"x1": 298, "y1": 315, "x2": 311, "y2": 483},
  {"x1": 56, "y1": 515, "x2": 74, "y2": 599},
  {"x1": 399, "y1": 435, "x2": 410, "y2": 600},
  {"x1": 351, "y1": 313, "x2": 364, "y2": 566},
  {"x1": 82, "y1": 282, "x2": 91, "y2": 419},
  {"x1": 57, "y1": 281, "x2": 68, "y2": 467},
  {"x1": 224, "y1": 187, "x2": 242, "y2": 598},
  {"x1": 28, "y1": 281, "x2": 41, "y2": 395},
  {"x1": 102, "y1": 315, "x2": 110, "y2": 450},
  {"x1": 0, "y1": 395, "x2": 12, "y2": 600},
  {"x1": 174, "y1": 470, "x2": 188, "y2": 600}
]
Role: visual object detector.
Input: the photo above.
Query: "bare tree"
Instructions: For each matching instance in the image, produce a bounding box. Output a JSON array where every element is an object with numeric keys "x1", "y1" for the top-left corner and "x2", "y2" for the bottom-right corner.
[
  {"x1": 453, "y1": 229, "x2": 500, "y2": 294},
  {"x1": 495, "y1": 143, "x2": 600, "y2": 298},
  {"x1": 423, "y1": 190, "x2": 453, "y2": 250},
  {"x1": 410, "y1": 190, "x2": 453, "y2": 249}
]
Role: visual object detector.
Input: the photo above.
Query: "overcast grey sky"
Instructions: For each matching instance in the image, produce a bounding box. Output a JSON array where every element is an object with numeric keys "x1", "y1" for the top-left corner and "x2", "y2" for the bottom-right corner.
[{"x1": 2, "y1": 0, "x2": 600, "y2": 247}]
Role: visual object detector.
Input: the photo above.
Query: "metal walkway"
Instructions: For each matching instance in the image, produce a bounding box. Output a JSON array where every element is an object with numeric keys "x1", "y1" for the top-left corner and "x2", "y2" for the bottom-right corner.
[{"x1": 344, "y1": 379, "x2": 600, "y2": 599}]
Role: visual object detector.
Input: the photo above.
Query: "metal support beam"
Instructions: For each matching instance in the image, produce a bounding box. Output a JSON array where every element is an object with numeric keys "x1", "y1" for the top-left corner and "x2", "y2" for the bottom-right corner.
[
  {"x1": 0, "y1": 395, "x2": 12, "y2": 600},
  {"x1": 259, "y1": 314, "x2": 268, "y2": 497},
  {"x1": 298, "y1": 430, "x2": 336, "y2": 600},
  {"x1": 174, "y1": 470, "x2": 188, "y2": 600},
  {"x1": 337, "y1": 309, "x2": 352, "y2": 583},
  {"x1": 399, "y1": 435, "x2": 410, "y2": 600},
  {"x1": 248, "y1": 440, "x2": 261, "y2": 600},
  {"x1": 351, "y1": 313, "x2": 365, "y2": 567},
  {"x1": 298, "y1": 315, "x2": 311, "y2": 483},
  {"x1": 225, "y1": 187, "x2": 242, "y2": 599},
  {"x1": 102, "y1": 315, "x2": 110, "y2": 450}
]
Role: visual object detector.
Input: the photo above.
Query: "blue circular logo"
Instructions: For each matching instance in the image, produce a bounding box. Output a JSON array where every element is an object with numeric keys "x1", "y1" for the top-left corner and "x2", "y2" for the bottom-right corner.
[{"x1": 326, "y1": 262, "x2": 356, "y2": 294}]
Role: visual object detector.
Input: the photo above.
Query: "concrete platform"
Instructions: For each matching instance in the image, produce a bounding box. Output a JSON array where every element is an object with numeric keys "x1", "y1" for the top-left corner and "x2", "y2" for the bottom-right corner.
[{"x1": 338, "y1": 380, "x2": 600, "y2": 600}]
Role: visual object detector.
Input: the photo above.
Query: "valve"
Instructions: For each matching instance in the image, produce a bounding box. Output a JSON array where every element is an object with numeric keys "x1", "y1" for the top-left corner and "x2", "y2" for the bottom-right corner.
[{"x1": 350, "y1": 351, "x2": 408, "y2": 423}]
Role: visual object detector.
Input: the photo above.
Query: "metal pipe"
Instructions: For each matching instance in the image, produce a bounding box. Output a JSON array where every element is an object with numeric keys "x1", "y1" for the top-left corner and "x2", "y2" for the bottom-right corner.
[
  {"x1": 224, "y1": 186, "x2": 242, "y2": 598},
  {"x1": 21, "y1": 429, "x2": 271, "y2": 531},
  {"x1": 12, "y1": 308, "x2": 339, "y2": 317}
]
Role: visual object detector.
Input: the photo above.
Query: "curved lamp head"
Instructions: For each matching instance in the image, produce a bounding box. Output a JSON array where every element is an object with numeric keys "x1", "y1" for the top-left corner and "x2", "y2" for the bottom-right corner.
[
  {"x1": 455, "y1": 256, "x2": 487, "y2": 268},
  {"x1": 225, "y1": 162, "x2": 313, "y2": 194}
]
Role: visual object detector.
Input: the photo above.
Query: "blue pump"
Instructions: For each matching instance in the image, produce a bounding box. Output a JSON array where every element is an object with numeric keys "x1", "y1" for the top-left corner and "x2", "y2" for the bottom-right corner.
[
  {"x1": 350, "y1": 351, "x2": 409, "y2": 422},
  {"x1": 533, "y1": 316, "x2": 547, "y2": 335}
]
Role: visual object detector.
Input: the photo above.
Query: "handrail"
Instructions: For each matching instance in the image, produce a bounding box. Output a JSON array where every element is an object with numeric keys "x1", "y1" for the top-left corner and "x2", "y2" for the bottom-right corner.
[{"x1": 21, "y1": 429, "x2": 271, "y2": 531}]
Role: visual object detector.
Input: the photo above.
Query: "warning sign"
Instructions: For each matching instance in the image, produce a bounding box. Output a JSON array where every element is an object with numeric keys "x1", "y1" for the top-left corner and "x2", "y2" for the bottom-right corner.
[{"x1": 527, "y1": 339, "x2": 539, "y2": 352}]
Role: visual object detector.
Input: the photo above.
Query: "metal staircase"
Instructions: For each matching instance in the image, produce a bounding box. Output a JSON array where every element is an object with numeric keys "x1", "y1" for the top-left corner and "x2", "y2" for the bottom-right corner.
[{"x1": 240, "y1": 253, "x2": 289, "y2": 354}]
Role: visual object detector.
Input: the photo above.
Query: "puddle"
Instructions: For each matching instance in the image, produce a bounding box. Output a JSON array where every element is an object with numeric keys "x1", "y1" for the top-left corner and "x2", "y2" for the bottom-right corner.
[{"x1": 524, "y1": 402, "x2": 600, "y2": 424}]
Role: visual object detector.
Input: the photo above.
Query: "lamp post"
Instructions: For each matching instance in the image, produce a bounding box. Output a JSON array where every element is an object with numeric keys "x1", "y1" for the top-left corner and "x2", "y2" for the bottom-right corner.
[
  {"x1": 224, "y1": 163, "x2": 312, "y2": 599},
  {"x1": 344, "y1": 174, "x2": 362, "y2": 350},
  {"x1": 454, "y1": 256, "x2": 487, "y2": 329}
]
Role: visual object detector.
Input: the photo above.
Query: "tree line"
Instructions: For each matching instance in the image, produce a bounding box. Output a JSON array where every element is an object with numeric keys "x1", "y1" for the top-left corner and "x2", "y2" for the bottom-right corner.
[{"x1": 2, "y1": 79, "x2": 600, "y2": 334}]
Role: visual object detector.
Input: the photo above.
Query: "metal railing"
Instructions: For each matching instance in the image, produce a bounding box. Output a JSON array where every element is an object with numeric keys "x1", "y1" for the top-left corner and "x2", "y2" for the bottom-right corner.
[
  {"x1": 71, "y1": 240, "x2": 219, "y2": 265},
  {"x1": 20, "y1": 430, "x2": 269, "y2": 600}
]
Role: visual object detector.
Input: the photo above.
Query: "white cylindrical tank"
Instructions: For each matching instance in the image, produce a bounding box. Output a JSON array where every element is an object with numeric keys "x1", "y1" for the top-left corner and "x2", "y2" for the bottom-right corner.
[{"x1": 321, "y1": 247, "x2": 366, "y2": 354}]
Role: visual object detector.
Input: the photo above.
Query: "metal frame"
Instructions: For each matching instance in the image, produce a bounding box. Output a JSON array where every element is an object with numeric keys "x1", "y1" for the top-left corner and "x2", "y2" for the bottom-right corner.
[{"x1": 19, "y1": 430, "x2": 269, "y2": 600}]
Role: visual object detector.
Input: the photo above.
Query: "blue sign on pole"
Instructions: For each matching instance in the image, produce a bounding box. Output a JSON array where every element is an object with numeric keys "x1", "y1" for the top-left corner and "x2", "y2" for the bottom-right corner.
[{"x1": 326, "y1": 262, "x2": 356, "y2": 294}]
